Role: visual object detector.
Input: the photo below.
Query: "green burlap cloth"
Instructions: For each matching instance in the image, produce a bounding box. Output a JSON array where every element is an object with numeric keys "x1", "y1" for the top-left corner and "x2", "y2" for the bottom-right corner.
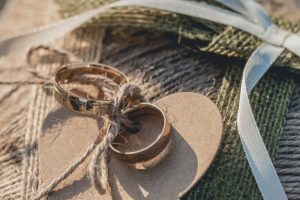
[
  {"x1": 189, "y1": 66, "x2": 293, "y2": 199},
  {"x1": 53, "y1": 0, "x2": 299, "y2": 199}
]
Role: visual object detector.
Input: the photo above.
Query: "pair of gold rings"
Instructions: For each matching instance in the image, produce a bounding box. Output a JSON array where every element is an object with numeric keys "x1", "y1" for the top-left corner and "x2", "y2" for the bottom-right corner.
[{"x1": 54, "y1": 63, "x2": 171, "y2": 164}]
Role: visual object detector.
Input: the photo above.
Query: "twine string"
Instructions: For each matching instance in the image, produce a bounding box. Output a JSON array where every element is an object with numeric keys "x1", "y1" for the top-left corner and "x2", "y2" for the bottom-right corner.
[
  {"x1": 33, "y1": 82, "x2": 144, "y2": 200},
  {"x1": 27, "y1": 46, "x2": 146, "y2": 199}
]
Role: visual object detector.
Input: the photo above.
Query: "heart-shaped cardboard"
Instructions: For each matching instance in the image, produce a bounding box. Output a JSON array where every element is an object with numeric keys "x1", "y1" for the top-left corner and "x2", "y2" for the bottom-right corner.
[{"x1": 39, "y1": 92, "x2": 223, "y2": 199}]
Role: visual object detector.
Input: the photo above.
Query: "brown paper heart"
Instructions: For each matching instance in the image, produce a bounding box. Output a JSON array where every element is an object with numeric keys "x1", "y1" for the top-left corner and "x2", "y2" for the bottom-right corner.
[{"x1": 39, "y1": 92, "x2": 223, "y2": 200}]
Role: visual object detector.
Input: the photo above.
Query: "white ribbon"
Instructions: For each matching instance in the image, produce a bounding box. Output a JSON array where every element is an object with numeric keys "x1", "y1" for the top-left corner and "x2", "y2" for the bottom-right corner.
[
  {"x1": 1, "y1": 0, "x2": 298, "y2": 199},
  {"x1": 238, "y1": 44, "x2": 286, "y2": 200}
]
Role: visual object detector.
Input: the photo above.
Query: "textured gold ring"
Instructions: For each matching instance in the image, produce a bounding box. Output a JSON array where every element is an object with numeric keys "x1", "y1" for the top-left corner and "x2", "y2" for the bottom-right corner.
[
  {"x1": 109, "y1": 103, "x2": 171, "y2": 164},
  {"x1": 54, "y1": 63, "x2": 128, "y2": 116}
]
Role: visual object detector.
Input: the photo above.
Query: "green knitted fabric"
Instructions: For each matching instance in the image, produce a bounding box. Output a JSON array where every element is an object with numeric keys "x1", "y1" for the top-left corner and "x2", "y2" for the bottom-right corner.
[
  {"x1": 55, "y1": 0, "x2": 297, "y2": 199},
  {"x1": 187, "y1": 65, "x2": 294, "y2": 200}
]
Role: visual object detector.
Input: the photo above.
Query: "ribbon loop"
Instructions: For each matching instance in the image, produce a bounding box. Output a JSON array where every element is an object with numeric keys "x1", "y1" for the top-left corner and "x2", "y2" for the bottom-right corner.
[{"x1": 263, "y1": 25, "x2": 291, "y2": 47}]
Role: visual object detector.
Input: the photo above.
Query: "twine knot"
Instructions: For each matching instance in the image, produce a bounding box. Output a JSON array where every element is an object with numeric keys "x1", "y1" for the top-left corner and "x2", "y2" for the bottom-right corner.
[
  {"x1": 90, "y1": 82, "x2": 145, "y2": 194},
  {"x1": 109, "y1": 83, "x2": 145, "y2": 118}
]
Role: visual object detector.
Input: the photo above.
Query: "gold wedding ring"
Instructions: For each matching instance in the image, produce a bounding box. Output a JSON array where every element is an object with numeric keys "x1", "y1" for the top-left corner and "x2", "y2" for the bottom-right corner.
[
  {"x1": 109, "y1": 103, "x2": 171, "y2": 164},
  {"x1": 54, "y1": 63, "x2": 128, "y2": 116},
  {"x1": 55, "y1": 63, "x2": 171, "y2": 164}
]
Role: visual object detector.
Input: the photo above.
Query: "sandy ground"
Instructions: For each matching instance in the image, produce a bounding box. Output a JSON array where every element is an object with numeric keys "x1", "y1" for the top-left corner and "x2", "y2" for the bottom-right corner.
[
  {"x1": 0, "y1": 0, "x2": 59, "y2": 37},
  {"x1": 259, "y1": 0, "x2": 300, "y2": 22}
]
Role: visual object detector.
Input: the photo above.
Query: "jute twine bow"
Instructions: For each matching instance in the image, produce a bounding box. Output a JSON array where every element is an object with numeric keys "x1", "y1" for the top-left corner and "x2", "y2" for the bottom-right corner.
[{"x1": 33, "y1": 78, "x2": 145, "y2": 200}]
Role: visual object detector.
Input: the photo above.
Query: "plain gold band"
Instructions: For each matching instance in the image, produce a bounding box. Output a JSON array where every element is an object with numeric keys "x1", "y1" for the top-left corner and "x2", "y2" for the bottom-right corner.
[{"x1": 109, "y1": 103, "x2": 171, "y2": 164}]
